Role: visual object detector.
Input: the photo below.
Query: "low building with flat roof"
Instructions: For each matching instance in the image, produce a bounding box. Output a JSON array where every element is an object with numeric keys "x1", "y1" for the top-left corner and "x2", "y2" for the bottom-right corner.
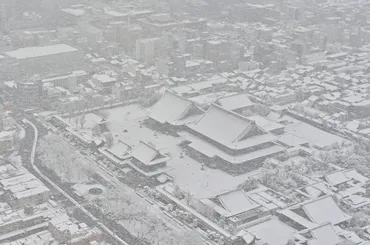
[
  {"x1": 0, "y1": 165, "x2": 50, "y2": 209},
  {"x1": 2, "y1": 44, "x2": 85, "y2": 78},
  {"x1": 49, "y1": 214, "x2": 102, "y2": 245}
]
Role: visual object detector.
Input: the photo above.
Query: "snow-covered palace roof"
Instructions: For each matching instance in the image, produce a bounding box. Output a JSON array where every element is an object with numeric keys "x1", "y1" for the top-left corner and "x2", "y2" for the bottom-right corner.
[
  {"x1": 149, "y1": 90, "x2": 203, "y2": 126},
  {"x1": 187, "y1": 104, "x2": 277, "y2": 150},
  {"x1": 129, "y1": 141, "x2": 170, "y2": 166}
]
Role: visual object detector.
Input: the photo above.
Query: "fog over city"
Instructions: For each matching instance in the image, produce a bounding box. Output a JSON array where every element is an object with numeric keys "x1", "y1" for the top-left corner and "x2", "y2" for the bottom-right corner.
[{"x1": 0, "y1": 0, "x2": 370, "y2": 244}]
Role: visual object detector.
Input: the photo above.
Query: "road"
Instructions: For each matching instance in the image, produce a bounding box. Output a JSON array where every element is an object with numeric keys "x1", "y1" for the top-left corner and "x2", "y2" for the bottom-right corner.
[
  {"x1": 31, "y1": 117, "x2": 210, "y2": 244},
  {"x1": 24, "y1": 119, "x2": 131, "y2": 245}
]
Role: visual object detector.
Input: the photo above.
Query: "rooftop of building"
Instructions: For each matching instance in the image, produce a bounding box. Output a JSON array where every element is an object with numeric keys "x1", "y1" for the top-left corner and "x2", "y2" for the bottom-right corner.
[{"x1": 4, "y1": 44, "x2": 78, "y2": 60}]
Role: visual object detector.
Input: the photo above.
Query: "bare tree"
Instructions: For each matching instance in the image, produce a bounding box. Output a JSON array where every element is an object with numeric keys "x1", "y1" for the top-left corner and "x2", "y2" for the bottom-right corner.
[
  {"x1": 241, "y1": 109, "x2": 254, "y2": 117},
  {"x1": 73, "y1": 116, "x2": 79, "y2": 128},
  {"x1": 285, "y1": 239, "x2": 296, "y2": 245},
  {"x1": 79, "y1": 114, "x2": 87, "y2": 129},
  {"x1": 97, "y1": 110, "x2": 109, "y2": 120},
  {"x1": 38, "y1": 134, "x2": 94, "y2": 183},
  {"x1": 104, "y1": 132, "x2": 114, "y2": 148},
  {"x1": 253, "y1": 103, "x2": 270, "y2": 116},
  {"x1": 92, "y1": 124, "x2": 102, "y2": 136}
]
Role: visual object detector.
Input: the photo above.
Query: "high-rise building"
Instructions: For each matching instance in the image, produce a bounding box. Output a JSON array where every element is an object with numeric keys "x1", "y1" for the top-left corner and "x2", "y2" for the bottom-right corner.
[
  {"x1": 0, "y1": 4, "x2": 9, "y2": 32},
  {"x1": 136, "y1": 37, "x2": 162, "y2": 65},
  {"x1": 15, "y1": 77, "x2": 43, "y2": 107}
]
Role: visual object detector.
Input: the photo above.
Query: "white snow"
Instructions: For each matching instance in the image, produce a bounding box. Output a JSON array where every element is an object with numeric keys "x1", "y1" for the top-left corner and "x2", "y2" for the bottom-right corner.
[
  {"x1": 18, "y1": 127, "x2": 26, "y2": 140},
  {"x1": 101, "y1": 104, "x2": 260, "y2": 198},
  {"x1": 4, "y1": 44, "x2": 78, "y2": 60},
  {"x1": 246, "y1": 218, "x2": 297, "y2": 245},
  {"x1": 61, "y1": 8, "x2": 85, "y2": 16},
  {"x1": 280, "y1": 115, "x2": 346, "y2": 149}
]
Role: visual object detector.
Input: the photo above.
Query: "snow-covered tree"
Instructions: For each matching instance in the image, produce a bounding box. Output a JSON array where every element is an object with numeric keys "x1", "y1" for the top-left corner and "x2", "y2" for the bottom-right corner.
[
  {"x1": 285, "y1": 240, "x2": 296, "y2": 245},
  {"x1": 97, "y1": 110, "x2": 109, "y2": 120},
  {"x1": 241, "y1": 109, "x2": 254, "y2": 117},
  {"x1": 238, "y1": 177, "x2": 258, "y2": 191},
  {"x1": 253, "y1": 103, "x2": 270, "y2": 116},
  {"x1": 92, "y1": 124, "x2": 102, "y2": 136},
  {"x1": 104, "y1": 132, "x2": 114, "y2": 148},
  {"x1": 38, "y1": 134, "x2": 94, "y2": 183},
  {"x1": 79, "y1": 114, "x2": 87, "y2": 129},
  {"x1": 73, "y1": 116, "x2": 79, "y2": 128}
]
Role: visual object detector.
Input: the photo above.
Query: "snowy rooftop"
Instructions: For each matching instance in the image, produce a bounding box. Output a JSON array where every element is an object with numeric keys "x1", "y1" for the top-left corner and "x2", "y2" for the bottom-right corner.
[
  {"x1": 187, "y1": 104, "x2": 279, "y2": 150},
  {"x1": 129, "y1": 141, "x2": 170, "y2": 166},
  {"x1": 245, "y1": 218, "x2": 297, "y2": 245},
  {"x1": 92, "y1": 74, "x2": 117, "y2": 84},
  {"x1": 302, "y1": 196, "x2": 351, "y2": 225},
  {"x1": 246, "y1": 115, "x2": 284, "y2": 133},
  {"x1": 180, "y1": 131, "x2": 285, "y2": 164},
  {"x1": 278, "y1": 115, "x2": 346, "y2": 149},
  {"x1": 217, "y1": 190, "x2": 260, "y2": 217},
  {"x1": 324, "y1": 171, "x2": 349, "y2": 186},
  {"x1": 1, "y1": 230, "x2": 57, "y2": 245},
  {"x1": 150, "y1": 90, "x2": 203, "y2": 125},
  {"x1": 4, "y1": 44, "x2": 78, "y2": 60},
  {"x1": 216, "y1": 93, "x2": 254, "y2": 111},
  {"x1": 306, "y1": 223, "x2": 341, "y2": 245},
  {"x1": 278, "y1": 133, "x2": 309, "y2": 147}
]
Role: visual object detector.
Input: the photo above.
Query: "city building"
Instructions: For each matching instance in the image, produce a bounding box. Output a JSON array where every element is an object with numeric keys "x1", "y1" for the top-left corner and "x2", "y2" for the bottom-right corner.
[
  {"x1": 216, "y1": 93, "x2": 255, "y2": 114},
  {"x1": 135, "y1": 37, "x2": 162, "y2": 65},
  {"x1": 3, "y1": 44, "x2": 85, "y2": 78},
  {"x1": 15, "y1": 78, "x2": 43, "y2": 107},
  {"x1": 48, "y1": 214, "x2": 102, "y2": 245},
  {"x1": 0, "y1": 165, "x2": 50, "y2": 208}
]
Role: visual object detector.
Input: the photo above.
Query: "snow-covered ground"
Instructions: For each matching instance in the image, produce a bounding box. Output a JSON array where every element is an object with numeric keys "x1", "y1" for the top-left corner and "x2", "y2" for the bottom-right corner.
[
  {"x1": 102, "y1": 104, "x2": 258, "y2": 198},
  {"x1": 73, "y1": 182, "x2": 106, "y2": 199},
  {"x1": 282, "y1": 115, "x2": 347, "y2": 149},
  {"x1": 8, "y1": 154, "x2": 22, "y2": 168},
  {"x1": 70, "y1": 104, "x2": 259, "y2": 198},
  {"x1": 38, "y1": 132, "x2": 198, "y2": 242},
  {"x1": 18, "y1": 127, "x2": 26, "y2": 140}
]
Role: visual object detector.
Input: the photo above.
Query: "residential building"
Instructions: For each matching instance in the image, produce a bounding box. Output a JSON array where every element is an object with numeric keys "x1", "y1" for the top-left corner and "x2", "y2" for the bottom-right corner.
[
  {"x1": 15, "y1": 78, "x2": 43, "y2": 107},
  {"x1": 49, "y1": 214, "x2": 102, "y2": 245},
  {"x1": 136, "y1": 37, "x2": 162, "y2": 65}
]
